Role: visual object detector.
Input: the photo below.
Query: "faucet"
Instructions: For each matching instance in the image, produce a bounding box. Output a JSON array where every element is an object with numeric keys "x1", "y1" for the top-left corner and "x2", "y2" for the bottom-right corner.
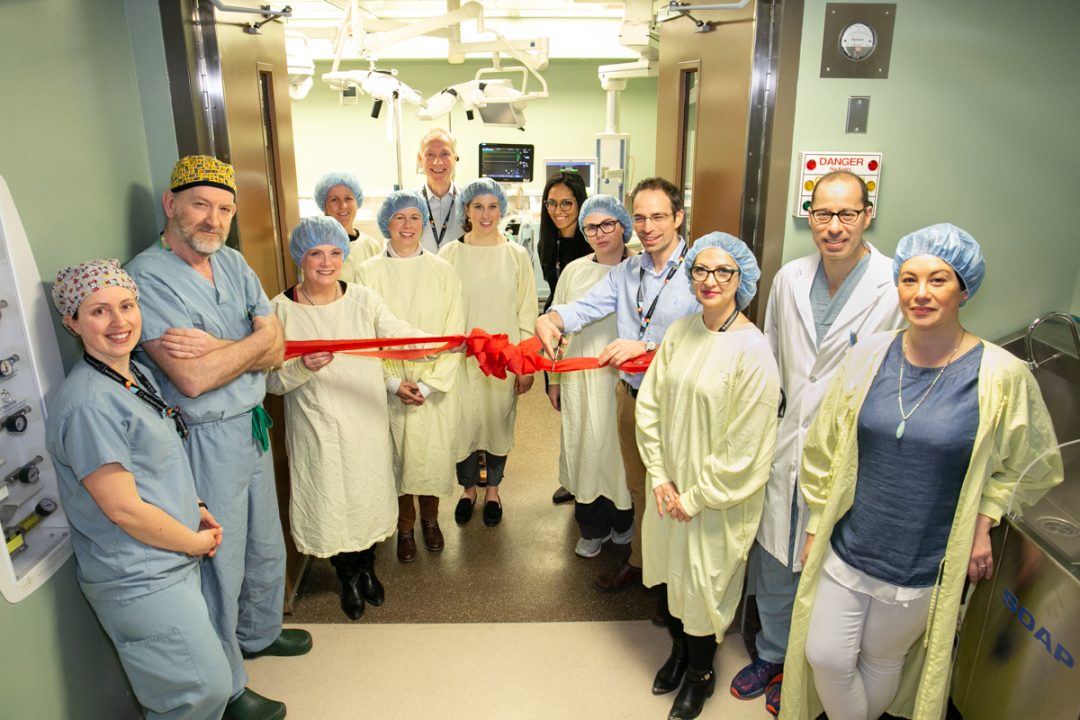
[{"x1": 1024, "y1": 312, "x2": 1080, "y2": 370}]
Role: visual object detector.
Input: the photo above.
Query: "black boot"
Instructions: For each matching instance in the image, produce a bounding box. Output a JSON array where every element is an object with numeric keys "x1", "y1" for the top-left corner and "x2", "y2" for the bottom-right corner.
[
  {"x1": 330, "y1": 553, "x2": 366, "y2": 620},
  {"x1": 339, "y1": 574, "x2": 365, "y2": 620},
  {"x1": 652, "y1": 636, "x2": 688, "y2": 695},
  {"x1": 668, "y1": 667, "x2": 715, "y2": 720},
  {"x1": 357, "y1": 547, "x2": 385, "y2": 606}
]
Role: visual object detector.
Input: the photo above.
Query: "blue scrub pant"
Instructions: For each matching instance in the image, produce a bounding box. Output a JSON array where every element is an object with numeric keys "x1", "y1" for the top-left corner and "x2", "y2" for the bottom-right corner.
[
  {"x1": 187, "y1": 413, "x2": 286, "y2": 699},
  {"x1": 748, "y1": 487, "x2": 802, "y2": 664},
  {"x1": 90, "y1": 568, "x2": 231, "y2": 719}
]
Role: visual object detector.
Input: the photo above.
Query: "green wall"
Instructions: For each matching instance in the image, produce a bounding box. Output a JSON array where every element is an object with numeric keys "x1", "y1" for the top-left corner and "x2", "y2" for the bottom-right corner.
[
  {"x1": 782, "y1": 0, "x2": 1080, "y2": 340},
  {"x1": 0, "y1": 0, "x2": 168, "y2": 716},
  {"x1": 291, "y1": 59, "x2": 658, "y2": 199}
]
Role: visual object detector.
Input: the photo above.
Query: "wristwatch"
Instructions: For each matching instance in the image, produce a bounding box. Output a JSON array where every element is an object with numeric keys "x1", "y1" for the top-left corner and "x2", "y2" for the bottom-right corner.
[{"x1": 644, "y1": 341, "x2": 657, "y2": 353}]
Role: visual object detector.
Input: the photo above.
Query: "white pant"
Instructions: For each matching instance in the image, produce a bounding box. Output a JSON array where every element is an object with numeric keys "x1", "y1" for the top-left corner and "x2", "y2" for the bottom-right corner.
[{"x1": 805, "y1": 570, "x2": 932, "y2": 720}]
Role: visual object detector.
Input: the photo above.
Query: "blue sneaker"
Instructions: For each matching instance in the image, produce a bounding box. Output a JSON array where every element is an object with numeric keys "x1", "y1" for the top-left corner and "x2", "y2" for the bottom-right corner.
[
  {"x1": 729, "y1": 657, "x2": 783, "y2": 700},
  {"x1": 765, "y1": 677, "x2": 782, "y2": 716}
]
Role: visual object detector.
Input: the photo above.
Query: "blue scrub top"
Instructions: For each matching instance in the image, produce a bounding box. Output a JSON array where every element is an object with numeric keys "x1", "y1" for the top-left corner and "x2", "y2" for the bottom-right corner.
[
  {"x1": 45, "y1": 361, "x2": 200, "y2": 603},
  {"x1": 125, "y1": 242, "x2": 273, "y2": 423}
]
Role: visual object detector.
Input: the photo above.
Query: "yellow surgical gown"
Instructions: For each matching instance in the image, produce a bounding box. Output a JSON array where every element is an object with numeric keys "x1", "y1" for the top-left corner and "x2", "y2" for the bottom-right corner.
[
  {"x1": 266, "y1": 283, "x2": 419, "y2": 556},
  {"x1": 439, "y1": 240, "x2": 537, "y2": 457},
  {"x1": 636, "y1": 315, "x2": 780, "y2": 637},
  {"x1": 550, "y1": 255, "x2": 629, "y2": 507},
  {"x1": 780, "y1": 331, "x2": 1063, "y2": 720},
  {"x1": 341, "y1": 231, "x2": 384, "y2": 283},
  {"x1": 358, "y1": 252, "x2": 465, "y2": 496}
]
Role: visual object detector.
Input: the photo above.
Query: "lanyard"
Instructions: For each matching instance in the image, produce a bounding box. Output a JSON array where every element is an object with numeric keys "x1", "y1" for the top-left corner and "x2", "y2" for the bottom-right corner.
[
  {"x1": 635, "y1": 247, "x2": 686, "y2": 340},
  {"x1": 715, "y1": 306, "x2": 740, "y2": 332},
  {"x1": 422, "y1": 186, "x2": 456, "y2": 249},
  {"x1": 591, "y1": 248, "x2": 629, "y2": 264},
  {"x1": 83, "y1": 354, "x2": 189, "y2": 439}
]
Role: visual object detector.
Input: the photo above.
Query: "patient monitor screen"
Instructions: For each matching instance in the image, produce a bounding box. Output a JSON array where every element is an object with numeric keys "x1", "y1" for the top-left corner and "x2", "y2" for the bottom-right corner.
[
  {"x1": 545, "y1": 160, "x2": 596, "y2": 194},
  {"x1": 479, "y1": 143, "x2": 534, "y2": 183}
]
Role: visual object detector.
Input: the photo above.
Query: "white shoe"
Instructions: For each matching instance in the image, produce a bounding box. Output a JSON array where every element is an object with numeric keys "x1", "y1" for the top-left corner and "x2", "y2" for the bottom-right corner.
[
  {"x1": 575, "y1": 533, "x2": 610, "y2": 559},
  {"x1": 611, "y1": 524, "x2": 634, "y2": 546}
]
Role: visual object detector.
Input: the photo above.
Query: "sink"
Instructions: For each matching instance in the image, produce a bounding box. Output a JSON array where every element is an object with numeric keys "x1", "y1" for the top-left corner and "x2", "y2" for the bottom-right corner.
[{"x1": 997, "y1": 334, "x2": 1080, "y2": 576}]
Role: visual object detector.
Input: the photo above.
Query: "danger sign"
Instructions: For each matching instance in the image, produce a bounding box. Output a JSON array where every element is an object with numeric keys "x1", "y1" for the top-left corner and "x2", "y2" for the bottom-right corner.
[{"x1": 795, "y1": 152, "x2": 882, "y2": 218}]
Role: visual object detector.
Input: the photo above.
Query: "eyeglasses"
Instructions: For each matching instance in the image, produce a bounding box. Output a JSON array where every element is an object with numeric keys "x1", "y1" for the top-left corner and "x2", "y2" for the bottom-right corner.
[
  {"x1": 632, "y1": 212, "x2": 674, "y2": 226},
  {"x1": 582, "y1": 219, "x2": 620, "y2": 236},
  {"x1": 689, "y1": 265, "x2": 740, "y2": 284},
  {"x1": 545, "y1": 199, "x2": 576, "y2": 211},
  {"x1": 808, "y1": 208, "x2": 867, "y2": 225}
]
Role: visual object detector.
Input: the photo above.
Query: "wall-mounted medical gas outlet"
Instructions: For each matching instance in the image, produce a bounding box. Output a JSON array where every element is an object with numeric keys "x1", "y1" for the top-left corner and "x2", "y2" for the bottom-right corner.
[
  {"x1": 0, "y1": 174, "x2": 71, "y2": 603},
  {"x1": 820, "y1": 3, "x2": 896, "y2": 79}
]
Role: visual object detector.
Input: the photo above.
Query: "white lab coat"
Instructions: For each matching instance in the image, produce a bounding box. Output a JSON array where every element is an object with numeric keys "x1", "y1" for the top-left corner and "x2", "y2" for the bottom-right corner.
[{"x1": 756, "y1": 245, "x2": 904, "y2": 569}]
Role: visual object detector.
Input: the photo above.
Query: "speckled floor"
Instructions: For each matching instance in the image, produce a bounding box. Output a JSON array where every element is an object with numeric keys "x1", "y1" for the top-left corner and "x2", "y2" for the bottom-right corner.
[
  {"x1": 287, "y1": 386, "x2": 657, "y2": 625},
  {"x1": 244, "y1": 622, "x2": 770, "y2": 720},
  {"x1": 265, "y1": 375, "x2": 778, "y2": 718}
]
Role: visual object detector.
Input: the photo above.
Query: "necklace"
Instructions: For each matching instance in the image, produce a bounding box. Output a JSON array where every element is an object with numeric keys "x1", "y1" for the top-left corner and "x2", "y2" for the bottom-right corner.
[
  {"x1": 895, "y1": 331, "x2": 965, "y2": 439},
  {"x1": 300, "y1": 281, "x2": 340, "y2": 306}
]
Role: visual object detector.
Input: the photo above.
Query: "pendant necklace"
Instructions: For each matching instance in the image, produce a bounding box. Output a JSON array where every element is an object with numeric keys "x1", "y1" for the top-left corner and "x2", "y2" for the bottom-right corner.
[
  {"x1": 895, "y1": 331, "x2": 965, "y2": 439},
  {"x1": 300, "y1": 282, "x2": 340, "y2": 306}
]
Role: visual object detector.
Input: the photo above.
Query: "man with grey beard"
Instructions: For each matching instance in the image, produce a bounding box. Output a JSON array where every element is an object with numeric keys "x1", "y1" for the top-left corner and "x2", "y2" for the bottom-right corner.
[{"x1": 126, "y1": 155, "x2": 308, "y2": 720}]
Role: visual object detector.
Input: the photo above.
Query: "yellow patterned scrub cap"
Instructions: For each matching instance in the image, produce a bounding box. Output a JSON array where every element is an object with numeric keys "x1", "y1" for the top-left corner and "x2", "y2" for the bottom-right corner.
[
  {"x1": 52, "y1": 259, "x2": 139, "y2": 319},
  {"x1": 169, "y1": 155, "x2": 237, "y2": 195}
]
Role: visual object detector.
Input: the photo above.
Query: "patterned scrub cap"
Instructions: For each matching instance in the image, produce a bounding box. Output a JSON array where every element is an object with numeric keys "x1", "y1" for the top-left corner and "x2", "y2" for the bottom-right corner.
[
  {"x1": 170, "y1": 155, "x2": 237, "y2": 195},
  {"x1": 52, "y1": 259, "x2": 139, "y2": 319}
]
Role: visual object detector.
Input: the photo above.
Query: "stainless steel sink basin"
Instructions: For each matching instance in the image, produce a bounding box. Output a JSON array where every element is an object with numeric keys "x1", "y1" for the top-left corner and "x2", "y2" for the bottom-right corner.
[
  {"x1": 951, "y1": 327, "x2": 1080, "y2": 719},
  {"x1": 997, "y1": 334, "x2": 1080, "y2": 576}
]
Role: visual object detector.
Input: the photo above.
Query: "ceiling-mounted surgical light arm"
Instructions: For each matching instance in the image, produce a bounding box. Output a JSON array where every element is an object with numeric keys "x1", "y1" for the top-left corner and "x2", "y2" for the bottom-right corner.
[
  {"x1": 657, "y1": 0, "x2": 752, "y2": 30},
  {"x1": 348, "y1": 0, "x2": 483, "y2": 56}
]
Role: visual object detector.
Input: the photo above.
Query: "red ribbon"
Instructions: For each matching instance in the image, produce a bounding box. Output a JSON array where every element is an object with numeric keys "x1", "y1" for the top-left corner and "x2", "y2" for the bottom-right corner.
[{"x1": 283, "y1": 328, "x2": 653, "y2": 376}]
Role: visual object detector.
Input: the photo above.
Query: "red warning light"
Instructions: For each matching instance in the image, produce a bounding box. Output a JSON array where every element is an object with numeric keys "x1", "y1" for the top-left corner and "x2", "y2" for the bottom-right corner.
[
  {"x1": 806, "y1": 159, "x2": 817, "y2": 171},
  {"x1": 868, "y1": 160, "x2": 878, "y2": 171}
]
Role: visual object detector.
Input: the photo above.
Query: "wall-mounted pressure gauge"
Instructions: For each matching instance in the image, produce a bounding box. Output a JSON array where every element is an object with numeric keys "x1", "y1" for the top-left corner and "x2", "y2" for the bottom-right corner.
[
  {"x1": 820, "y1": 3, "x2": 896, "y2": 79},
  {"x1": 839, "y1": 22, "x2": 876, "y2": 61},
  {"x1": 0, "y1": 355, "x2": 19, "y2": 378}
]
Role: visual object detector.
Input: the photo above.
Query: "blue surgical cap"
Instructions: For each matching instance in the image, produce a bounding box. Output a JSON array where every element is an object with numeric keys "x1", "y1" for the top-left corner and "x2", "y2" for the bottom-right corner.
[
  {"x1": 377, "y1": 191, "x2": 425, "y2": 239},
  {"x1": 893, "y1": 223, "x2": 985, "y2": 304},
  {"x1": 685, "y1": 232, "x2": 760, "y2": 310},
  {"x1": 457, "y1": 178, "x2": 508, "y2": 224},
  {"x1": 579, "y1": 195, "x2": 633, "y2": 243},
  {"x1": 314, "y1": 171, "x2": 363, "y2": 211},
  {"x1": 289, "y1": 216, "x2": 351, "y2": 265}
]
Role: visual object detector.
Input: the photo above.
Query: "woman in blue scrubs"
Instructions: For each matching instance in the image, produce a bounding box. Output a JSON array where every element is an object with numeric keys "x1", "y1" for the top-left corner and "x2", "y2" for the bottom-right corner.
[{"x1": 45, "y1": 260, "x2": 232, "y2": 720}]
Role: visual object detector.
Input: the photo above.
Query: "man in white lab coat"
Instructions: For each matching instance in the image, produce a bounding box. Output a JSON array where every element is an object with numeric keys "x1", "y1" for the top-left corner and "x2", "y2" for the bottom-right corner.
[{"x1": 730, "y1": 170, "x2": 904, "y2": 717}]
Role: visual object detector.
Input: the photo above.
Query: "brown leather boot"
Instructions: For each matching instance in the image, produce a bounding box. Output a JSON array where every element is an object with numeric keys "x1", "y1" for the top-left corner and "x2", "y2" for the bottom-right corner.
[
  {"x1": 420, "y1": 519, "x2": 445, "y2": 552},
  {"x1": 397, "y1": 530, "x2": 417, "y2": 563}
]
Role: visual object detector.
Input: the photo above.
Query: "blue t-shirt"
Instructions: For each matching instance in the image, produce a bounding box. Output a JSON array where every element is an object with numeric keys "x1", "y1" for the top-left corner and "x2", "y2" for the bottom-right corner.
[
  {"x1": 125, "y1": 242, "x2": 273, "y2": 423},
  {"x1": 832, "y1": 334, "x2": 983, "y2": 587},
  {"x1": 45, "y1": 361, "x2": 200, "y2": 603}
]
